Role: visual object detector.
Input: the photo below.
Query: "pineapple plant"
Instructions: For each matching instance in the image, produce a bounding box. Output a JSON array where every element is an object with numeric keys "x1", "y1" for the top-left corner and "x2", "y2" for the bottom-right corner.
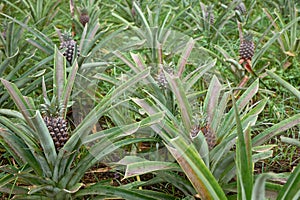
[
  {"x1": 0, "y1": 48, "x2": 165, "y2": 198},
  {"x1": 79, "y1": 8, "x2": 89, "y2": 26},
  {"x1": 41, "y1": 96, "x2": 69, "y2": 152},
  {"x1": 59, "y1": 31, "x2": 80, "y2": 64}
]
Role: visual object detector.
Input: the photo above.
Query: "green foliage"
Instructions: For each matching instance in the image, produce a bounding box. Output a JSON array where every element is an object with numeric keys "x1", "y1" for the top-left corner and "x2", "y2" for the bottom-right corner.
[{"x1": 0, "y1": 0, "x2": 299, "y2": 199}]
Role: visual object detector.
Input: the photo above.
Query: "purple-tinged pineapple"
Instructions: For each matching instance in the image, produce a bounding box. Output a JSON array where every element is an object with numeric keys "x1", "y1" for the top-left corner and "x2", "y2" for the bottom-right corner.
[
  {"x1": 41, "y1": 98, "x2": 69, "y2": 152},
  {"x1": 80, "y1": 8, "x2": 90, "y2": 27},
  {"x1": 59, "y1": 32, "x2": 80, "y2": 64}
]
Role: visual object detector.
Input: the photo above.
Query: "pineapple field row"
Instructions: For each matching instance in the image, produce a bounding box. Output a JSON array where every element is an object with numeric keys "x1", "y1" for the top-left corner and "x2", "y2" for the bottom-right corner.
[{"x1": 0, "y1": 0, "x2": 299, "y2": 199}]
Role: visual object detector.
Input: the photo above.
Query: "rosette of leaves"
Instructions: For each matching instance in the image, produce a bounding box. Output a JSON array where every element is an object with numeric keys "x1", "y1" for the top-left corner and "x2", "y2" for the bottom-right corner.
[
  {"x1": 0, "y1": 48, "x2": 172, "y2": 199},
  {"x1": 106, "y1": 38, "x2": 300, "y2": 199}
]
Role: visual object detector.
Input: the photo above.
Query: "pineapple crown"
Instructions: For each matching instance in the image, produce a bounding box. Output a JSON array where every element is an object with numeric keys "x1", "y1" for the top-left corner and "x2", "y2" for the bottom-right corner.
[
  {"x1": 41, "y1": 95, "x2": 65, "y2": 118},
  {"x1": 243, "y1": 32, "x2": 253, "y2": 42},
  {"x1": 80, "y1": 8, "x2": 89, "y2": 15},
  {"x1": 207, "y1": 5, "x2": 213, "y2": 12},
  {"x1": 61, "y1": 31, "x2": 73, "y2": 42}
]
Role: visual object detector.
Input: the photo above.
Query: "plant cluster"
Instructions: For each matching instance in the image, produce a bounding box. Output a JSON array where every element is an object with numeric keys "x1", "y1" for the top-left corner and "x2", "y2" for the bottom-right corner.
[{"x1": 0, "y1": 0, "x2": 299, "y2": 199}]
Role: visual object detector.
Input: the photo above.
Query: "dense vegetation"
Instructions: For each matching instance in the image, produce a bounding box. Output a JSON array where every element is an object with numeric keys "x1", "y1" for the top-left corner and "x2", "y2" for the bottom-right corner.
[{"x1": 0, "y1": 0, "x2": 299, "y2": 199}]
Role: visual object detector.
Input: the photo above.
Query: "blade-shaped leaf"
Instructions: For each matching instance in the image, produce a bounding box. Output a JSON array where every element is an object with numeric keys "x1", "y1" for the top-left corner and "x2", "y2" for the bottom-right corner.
[
  {"x1": 203, "y1": 75, "x2": 222, "y2": 128},
  {"x1": 253, "y1": 113, "x2": 300, "y2": 146},
  {"x1": 166, "y1": 73, "x2": 192, "y2": 131},
  {"x1": 0, "y1": 129, "x2": 42, "y2": 175},
  {"x1": 75, "y1": 184, "x2": 172, "y2": 200},
  {"x1": 62, "y1": 60, "x2": 78, "y2": 117},
  {"x1": 1, "y1": 79, "x2": 34, "y2": 128},
  {"x1": 252, "y1": 173, "x2": 275, "y2": 200},
  {"x1": 266, "y1": 70, "x2": 300, "y2": 101},
  {"x1": 123, "y1": 160, "x2": 179, "y2": 179},
  {"x1": 54, "y1": 47, "x2": 66, "y2": 102},
  {"x1": 218, "y1": 79, "x2": 259, "y2": 137},
  {"x1": 31, "y1": 111, "x2": 57, "y2": 169},
  {"x1": 167, "y1": 136, "x2": 227, "y2": 200},
  {"x1": 276, "y1": 162, "x2": 300, "y2": 200},
  {"x1": 177, "y1": 38, "x2": 195, "y2": 77}
]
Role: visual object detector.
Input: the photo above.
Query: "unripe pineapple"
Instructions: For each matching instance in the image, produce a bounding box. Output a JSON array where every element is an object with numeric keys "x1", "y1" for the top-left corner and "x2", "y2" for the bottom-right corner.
[
  {"x1": 155, "y1": 65, "x2": 174, "y2": 89},
  {"x1": 43, "y1": 116, "x2": 68, "y2": 151},
  {"x1": 205, "y1": 6, "x2": 214, "y2": 25},
  {"x1": 235, "y1": 2, "x2": 247, "y2": 15},
  {"x1": 41, "y1": 97, "x2": 69, "y2": 152},
  {"x1": 59, "y1": 32, "x2": 80, "y2": 64},
  {"x1": 1, "y1": 22, "x2": 7, "y2": 40},
  {"x1": 190, "y1": 123, "x2": 216, "y2": 150},
  {"x1": 201, "y1": 123, "x2": 216, "y2": 150},
  {"x1": 239, "y1": 33, "x2": 255, "y2": 61},
  {"x1": 131, "y1": 0, "x2": 140, "y2": 17},
  {"x1": 79, "y1": 8, "x2": 89, "y2": 27},
  {"x1": 190, "y1": 125, "x2": 200, "y2": 138}
]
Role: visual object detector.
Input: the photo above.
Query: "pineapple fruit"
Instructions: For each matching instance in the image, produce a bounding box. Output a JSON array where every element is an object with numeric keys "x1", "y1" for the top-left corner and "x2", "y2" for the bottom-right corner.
[
  {"x1": 41, "y1": 97, "x2": 69, "y2": 151},
  {"x1": 79, "y1": 8, "x2": 90, "y2": 26},
  {"x1": 155, "y1": 65, "x2": 174, "y2": 89},
  {"x1": 190, "y1": 123, "x2": 216, "y2": 150},
  {"x1": 205, "y1": 6, "x2": 214, "y2": 25},
  {"x1": 239, "y1": 33, "x2": 254, "y2": 62},
  {"x1": 201, "y1": 123, "x2": 216, "y2": 150},
  {"x1": 131, "y1": 0, "x2": 141, "y2": 17},
  {"x1": 59, "y1": 32, "x2": 80, "y2": 64}
]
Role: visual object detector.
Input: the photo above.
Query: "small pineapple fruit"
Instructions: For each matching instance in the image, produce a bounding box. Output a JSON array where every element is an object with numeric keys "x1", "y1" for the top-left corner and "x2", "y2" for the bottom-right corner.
[
  {"x1": 205, "y1": 6, "x2": 214, "y2": 25},
  {"x1": 59, "y1": 32, "x2": 80, "y2": 64},
  {"x1": 190, "y1": 125, "x2": 200, "y2": 138},
  {"x1": 79, "y1": 8, "x2": 89, "y2": 27},
  {"x1": 190, "y1": 122, "x2": 216, "y2": 150},
  {"x1": 155, "y1": 65, "x2": 174, "y2": 89},
  {"x1": 235, "y1": 2, "x2": 247, "y2": 15},
  {"x1": 1, "y1": 22, "x2": 7, "y2": 40},
  {"x1": 131, "y1": 0, "x2": 140, "y2": 17},
  {"x1": 239, "y1": 33, "x2": 255, "y2": 62},
  {"x1": 41, "y1": 97, "x2": 69, "y2": 152},
  {"x1": 201, "y1": 123, "x2": 216, "y2": 150}
]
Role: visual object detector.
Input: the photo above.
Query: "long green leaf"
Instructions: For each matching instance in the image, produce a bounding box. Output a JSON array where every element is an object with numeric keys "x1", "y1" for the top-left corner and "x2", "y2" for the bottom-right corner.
[
  {"x1": 266, "y1": 70, "x2": 300, "y2": 101},
  {"x1": 204, "y1": 75, "x2": 222, "y2": 129},
  {"x1": 276, "y1": 163, "x2": 300, "y2": 200},
  {"x1": 54, "y1": 47, "x2": 66, "y2": 103},
  {"x1": 233, "y1": 89, "x2": 253, "y2": 200},
  {"x1": 218, "y1": 79, "x2": 259, "y2": 137},
  {"x1": 31, "y1": 111, "x2": 57, "y2": 170},
  {"x1": 184, "y1": 59, "x2": 216, "y2": 91},
  {"x1": 166, "y1": 73, "x2": 192, "y2": 131},
  {"x1": 75, "y1": 184, "x2": 171, "y2": 200},
  {"x1": 62, "y1": 60, "x2": 78, "y2": 118},
  {"x1": 252, "y1": 173, "x2": 275, "y2": 200},
  {"x1": 0, "y1": 79, "x2": 34, "y2": 128},
  {"x1": 253, "y1": 113, "x2": 300, "y2": 146},
  {"x1": 122, "y1": 160, "x2": 180, "y2": 179},
  {"x1": 0, "y1": 129, "x2": 41, "y2": 175},
  {"x1": 167, "y1": 136, "x2": 227, "y2": 200},
  {"x1": 177, "y1": 38, "x2": 195, "y2": 77}
]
